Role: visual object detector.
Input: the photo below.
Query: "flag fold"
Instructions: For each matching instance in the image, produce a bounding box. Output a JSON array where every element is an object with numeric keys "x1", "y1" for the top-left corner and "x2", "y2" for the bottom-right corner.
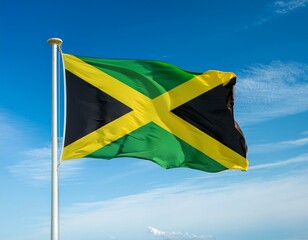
[{"x1": 61, "y1": 53, "x2": 248, "y2": 172}]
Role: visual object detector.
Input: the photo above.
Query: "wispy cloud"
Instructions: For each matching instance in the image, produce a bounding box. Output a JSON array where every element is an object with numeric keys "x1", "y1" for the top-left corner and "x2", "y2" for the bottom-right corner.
[
  {"x1": 8, "y1": 147, "x2": 51, "y2": 182},
  {"x1": 236, "y1": 61, "x2": 308, "y2": 125},
  {"x1": 100, "y1": 160, "x2": 157, "y2": 184},
  {"x1": 31, "y1": 167, "x2": 308, "y2": 240},
  {"x1": 250, "y1": 153, "x2": 308, "y2": 170},
  {"x1": 250, "y1": 137, "x2": 308, "y2": 154},
  {"x1": 301, "y1": 130, "x2": 308, "y2": 136},
  {"x1": 0, "y1": 109, "x2": 30, "y2": 151},
  {"x1": 8, "y1": 146, "x2": 84, "y2": 184},
  {"x1": 0, "y1": 109, "x2": 85, "y2": 184},
  {"x1": 0, "y1": 112, "x2": 19, "y2": 142},
  {"x1": 245, "y1": 0, "x2": 308, "y2": 27},
  {"x1": 148, "y1": 226, "x2": 214, "y2": 239},
  {"x1": 274, "y1": 0, "x2": 308, "y2": 14}
]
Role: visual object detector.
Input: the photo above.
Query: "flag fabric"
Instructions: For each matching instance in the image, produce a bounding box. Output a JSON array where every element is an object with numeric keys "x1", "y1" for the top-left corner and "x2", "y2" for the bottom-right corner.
[{"x1": 61, "y1": 54, "x2": 248, "y2": 172}]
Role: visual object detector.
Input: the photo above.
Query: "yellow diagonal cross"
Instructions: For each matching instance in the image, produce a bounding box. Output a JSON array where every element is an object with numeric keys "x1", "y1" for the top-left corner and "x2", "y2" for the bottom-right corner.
[{"x1": 62, "y1": 54, "x2": 247, "y2": 170}]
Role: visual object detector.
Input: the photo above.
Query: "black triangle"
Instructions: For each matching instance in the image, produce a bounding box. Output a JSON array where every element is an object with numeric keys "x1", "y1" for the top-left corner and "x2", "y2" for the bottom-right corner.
[
  {"x1": 64, "y1": 70, "x2": 132, "y2": 146},
  {"x1": 171, "y1": 79, "x2": 247, "y2": 157}
]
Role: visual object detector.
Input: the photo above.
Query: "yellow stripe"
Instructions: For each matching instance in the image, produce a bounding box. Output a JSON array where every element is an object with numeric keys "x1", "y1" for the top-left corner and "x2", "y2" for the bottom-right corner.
[
  {"x1": 62, "y1": 111, "x2": 150, "y2": 160},
  {"x1": 62, "y1": 54, "x2": 248, "y2": 170},
  {"x1": 148, "y1": 71, "x2": 247, "y2": 170},
  {"x1": 157, "y1": 70, "x2": 235, "y2": 109},
  {"x1": 155, "y1": 112, "x2": 248, "y2": 170},
  {"x1": 63, "y1": 54, "x2": 147, "y2": 109}
]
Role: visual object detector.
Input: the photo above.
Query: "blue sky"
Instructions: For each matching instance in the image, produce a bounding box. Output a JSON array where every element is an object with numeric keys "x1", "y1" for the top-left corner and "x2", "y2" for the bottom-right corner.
[{"x1": 1, "y1": 0, "x2": 308, "y2": 239}]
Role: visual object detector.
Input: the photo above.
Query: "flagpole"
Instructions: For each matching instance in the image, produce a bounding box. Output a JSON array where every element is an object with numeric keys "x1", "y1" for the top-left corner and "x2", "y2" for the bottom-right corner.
[{"x1": 48, "y1": 37, "x2": 62, "y2": 240}]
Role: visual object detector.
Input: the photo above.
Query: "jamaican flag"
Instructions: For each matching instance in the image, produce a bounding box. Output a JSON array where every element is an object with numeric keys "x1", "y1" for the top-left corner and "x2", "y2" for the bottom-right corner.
[{"x1": 61, "y1": 54, "x2": 248, "y2": 172}]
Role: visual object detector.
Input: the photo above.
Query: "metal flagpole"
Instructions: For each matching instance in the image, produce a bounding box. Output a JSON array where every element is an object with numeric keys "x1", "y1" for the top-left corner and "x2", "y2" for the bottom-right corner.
[{"x1": 47, "y1": 37, "x2": 63, "y2": 240}]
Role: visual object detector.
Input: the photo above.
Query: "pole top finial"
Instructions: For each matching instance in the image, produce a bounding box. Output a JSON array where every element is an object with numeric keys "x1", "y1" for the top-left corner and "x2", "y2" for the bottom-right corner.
[{"x1": 47, "y1": 38, "x2": 63, "y2": 45}]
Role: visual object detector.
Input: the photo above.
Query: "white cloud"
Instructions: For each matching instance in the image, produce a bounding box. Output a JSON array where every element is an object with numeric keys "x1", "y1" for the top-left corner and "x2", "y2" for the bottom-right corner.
[
  {"x1": 29, "y1": 166, "x2": 308, "y2": 240},
  {"x1": 148, "y1": 226, "x2": 214, "y2": 239},
  {"x1": 236, "y1": 61, "x2": 308, "y2": 125},
  {"x1": 250, "y1": 137, "x2": 308, "y2": 154},
  {"x1": 274, "y1": 0, "x2": 308, "y2": 14}
]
